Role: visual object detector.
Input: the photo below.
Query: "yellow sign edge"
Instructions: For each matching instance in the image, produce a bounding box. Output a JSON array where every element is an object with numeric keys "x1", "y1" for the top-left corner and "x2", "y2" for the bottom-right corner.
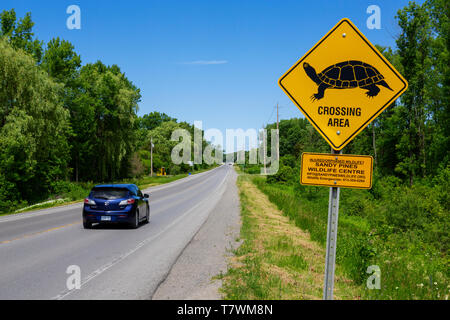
[
  {"x1": 300, "y1": 152, "x2": 374, "y2": 189},
  {"x1": 279, "y1": 18, "x2": 408, "y2": 151}
]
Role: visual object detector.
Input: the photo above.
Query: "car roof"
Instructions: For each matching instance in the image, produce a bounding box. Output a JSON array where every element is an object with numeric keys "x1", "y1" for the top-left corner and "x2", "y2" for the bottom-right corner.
[{"x1": 92, "y1": 184, "x2": 138, "y2": 193}]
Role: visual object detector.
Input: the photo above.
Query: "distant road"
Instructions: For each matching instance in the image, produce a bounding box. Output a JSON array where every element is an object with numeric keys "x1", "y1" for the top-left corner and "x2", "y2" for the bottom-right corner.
[{"x1": 0, "y1": 165, "x2": 233, "y2": 299}]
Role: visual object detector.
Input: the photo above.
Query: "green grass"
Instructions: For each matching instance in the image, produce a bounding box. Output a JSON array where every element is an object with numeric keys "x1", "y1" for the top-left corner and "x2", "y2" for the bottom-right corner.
[
  {"x1": 219, "y1": 173, "x2": 361, "y2": 300},
  {"x1": 252, "y1": 175, "x2": 449, "y2": 300}
]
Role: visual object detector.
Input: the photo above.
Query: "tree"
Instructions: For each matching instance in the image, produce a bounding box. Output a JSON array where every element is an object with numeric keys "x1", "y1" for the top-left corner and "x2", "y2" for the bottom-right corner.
[
  {"x1": 71, "y1": 61, "x2": 141, "y2": 182},
  {"x1": 0, "y1": 9, "x2": 43, "y2": 62},
  {"x1": 40, "y1": 37, "x2": 84, "y2": 181},
  {"x1": 41, "y1": 37, "x2": 81, "y2": 85},
  {"x1": 395, "y1": 2, "x2": 433, "y2": 185},
  {"x1": 138, "y1": 112, "x2": 177, "y2": 131},
  {"x1": 425, "y1": 0, "x2": 450, "y2": 174},
  {"x1": 0, "y1": 39, "x2": 70, "y2": 209},
  {"x1": 146, "y1": 121, "x2": 191, "y2": 174}
]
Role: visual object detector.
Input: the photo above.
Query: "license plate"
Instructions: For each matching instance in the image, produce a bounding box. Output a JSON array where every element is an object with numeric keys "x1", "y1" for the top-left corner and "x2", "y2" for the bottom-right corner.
[{"x1": 101, "y1": 216, "x2": 111, "y2": 221}]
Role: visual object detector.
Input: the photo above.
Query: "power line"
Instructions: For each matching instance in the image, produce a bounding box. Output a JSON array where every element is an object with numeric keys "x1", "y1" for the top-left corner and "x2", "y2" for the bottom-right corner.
[{"x1": 265, "y1": 105, "x2": 276, "y2": 125}]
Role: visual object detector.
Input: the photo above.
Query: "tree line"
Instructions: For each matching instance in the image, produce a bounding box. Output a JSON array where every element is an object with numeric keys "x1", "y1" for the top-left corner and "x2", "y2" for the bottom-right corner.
[{"x1": 0, "y1": 9, "x2": 212, "y2": 212}]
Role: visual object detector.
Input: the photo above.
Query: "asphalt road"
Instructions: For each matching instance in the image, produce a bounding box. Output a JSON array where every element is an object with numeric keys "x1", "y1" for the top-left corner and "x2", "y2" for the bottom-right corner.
[
  {"x1": 0, "y1": 164, "x2": 235, "y2": 300},
  {"x1": 153, "y1": 167, "x2": 241, "y2": 299}
]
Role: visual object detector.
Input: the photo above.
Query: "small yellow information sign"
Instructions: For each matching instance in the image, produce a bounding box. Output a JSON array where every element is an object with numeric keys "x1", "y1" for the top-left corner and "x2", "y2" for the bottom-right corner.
[
  {"x1": 279, "y1": 18, "x2": 408, "y2": 150},
  {"x1": 301, "y1": 153, "x2": 373, "y2": 189}
]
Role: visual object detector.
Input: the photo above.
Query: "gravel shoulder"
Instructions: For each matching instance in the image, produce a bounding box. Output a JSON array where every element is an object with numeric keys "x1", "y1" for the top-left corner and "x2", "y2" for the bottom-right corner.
[{"x1": 152, "y1": 167, "x2": 241, "y2": 300}]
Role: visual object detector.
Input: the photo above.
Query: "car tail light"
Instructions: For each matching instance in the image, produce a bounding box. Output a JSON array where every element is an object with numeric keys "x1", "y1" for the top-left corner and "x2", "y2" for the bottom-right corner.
[
  {"x1": 84, "y1": 198, "x2": 96, "y2": 205},
  {"x1": 119, "y1": 199, "x2": 135, "y2": 206}
]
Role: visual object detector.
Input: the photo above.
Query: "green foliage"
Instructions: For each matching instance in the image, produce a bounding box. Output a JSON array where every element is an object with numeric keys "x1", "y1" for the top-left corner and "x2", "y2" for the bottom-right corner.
[
  {"x1": 0, "y1": 38, "x2": 70, "y2": 207},
  {"x1": 241, "y1": 164, "x2": 261, "y2": 174},
  {"x1": 395, "y1": 2, "x2": 433, "y2": 183},
  {"x1": 41, "y1": 37, "x2": 81, "y2": 85},
  {"x1": 266, "y1": 118, "x2": 329, "y2": 160},
  {"x1": 129, "y1": 152, "x2": 146, "y2": 178},
  {"x1": 143, "y1": 120, "x2": 212, "y2": 175},
  {"x1": 138, "y1": 111, "x2": 177, "y2": 131},
  {"x1": 0, "y1": 9, "x2": 43, "y2": 62},
  {"x1": 50, "y1": 180, "x2": 95, "y2": 201},
  {"x1": 431, "y1": 163, "x2": 450, "y2": 211},
  {"x1": 267, "y1": 155, "x2": 298, "y2": 184},
  {"x1": 254, "y1": 175, "x2": 449, "y2": 299},
  {"x1": 0, "y1": 9, "x2": 216, "y2": 213},
  {"x1": 69, "y1": 61, "x2": 141, "y2": 182}
]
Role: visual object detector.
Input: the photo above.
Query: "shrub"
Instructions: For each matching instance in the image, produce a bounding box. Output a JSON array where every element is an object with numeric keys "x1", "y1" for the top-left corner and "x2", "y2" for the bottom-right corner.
[{"x1": 266, "y1": 165, "x2": 296, "y2": 184}]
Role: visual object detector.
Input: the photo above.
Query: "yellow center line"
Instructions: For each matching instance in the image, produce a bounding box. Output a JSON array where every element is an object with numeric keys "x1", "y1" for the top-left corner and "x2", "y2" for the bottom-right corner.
[{"x1": 0, "y1": 221, "x2": 81, "y2": 245}]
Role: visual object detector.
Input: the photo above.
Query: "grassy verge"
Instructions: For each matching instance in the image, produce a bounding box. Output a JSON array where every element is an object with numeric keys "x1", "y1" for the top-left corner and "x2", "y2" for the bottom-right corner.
[
  {"x1": 251, "y1": 176, "x2": 449, "y2": 300},
  {"x1": 0, "y1": 166, "x2": 217, "y2": 216},
  {"x1": 219, "y1": 173, "x2": 361, "y2": 299}
]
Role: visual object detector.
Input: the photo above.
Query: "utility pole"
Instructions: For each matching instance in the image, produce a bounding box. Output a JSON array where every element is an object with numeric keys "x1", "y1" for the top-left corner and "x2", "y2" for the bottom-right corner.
[
  {"x1": 372, "y1": 123, "x2": 377, "y2": 168},
  {"x1": 277, "y1": 103, "x2": 279, "y2": 130},
  {"x1": 150, "y1": 137, "x2": 153, "y2": 177},
  {"x1": 276, "y1": 103, "x2": 280, "y2": 168},
  {"x1": 263, "y1": 124, "x2": 267, "y2": 175}
]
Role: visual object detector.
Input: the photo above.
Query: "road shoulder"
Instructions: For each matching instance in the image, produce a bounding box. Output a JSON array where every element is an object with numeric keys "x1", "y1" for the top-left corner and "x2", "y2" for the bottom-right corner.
[
  {"x1": 152, "y1": 167, "x2": 241, "y2": 300},
  {"x1": 219, "y1": 174, "x2": 361, "y2": 299}
]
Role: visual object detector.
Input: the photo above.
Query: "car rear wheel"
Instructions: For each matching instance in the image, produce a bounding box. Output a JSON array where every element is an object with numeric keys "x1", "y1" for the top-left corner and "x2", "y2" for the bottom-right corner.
[
  {"x1": 144, "y1": 207, "x2": 150, "y2": 224},
  {"x1": 131, "y1": 210, "x2": 139, "y2": 229},
  {"x1": 83, "y1": 221, "x2": 92, "y2": 229}
]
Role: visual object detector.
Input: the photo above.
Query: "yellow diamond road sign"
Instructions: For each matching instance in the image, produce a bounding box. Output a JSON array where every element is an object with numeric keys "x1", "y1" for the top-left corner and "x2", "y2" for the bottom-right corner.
[{"x1": 279, "y1": 18, "x2": 408, "y2": 151}]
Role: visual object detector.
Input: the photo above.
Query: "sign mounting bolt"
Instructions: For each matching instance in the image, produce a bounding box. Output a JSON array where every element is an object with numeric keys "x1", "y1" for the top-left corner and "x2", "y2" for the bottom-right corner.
[
  {"x1": 342, "y1": 33, "x2": 346, "y2": 38},
  {"x1": 336, "y1": 130, "x2": 341, "y2": 135}
]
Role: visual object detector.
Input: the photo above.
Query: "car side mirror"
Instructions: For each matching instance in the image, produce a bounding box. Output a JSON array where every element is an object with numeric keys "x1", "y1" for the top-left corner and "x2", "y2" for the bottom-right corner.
[{"x1": 144, "y1": 194, "x2": 149, "y2": 198}]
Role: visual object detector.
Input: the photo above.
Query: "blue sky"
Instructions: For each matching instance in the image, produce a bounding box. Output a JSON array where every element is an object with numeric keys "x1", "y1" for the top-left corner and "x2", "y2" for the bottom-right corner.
[{"x1": 2, "y1": 0, "x2": 420, "y2": 151}]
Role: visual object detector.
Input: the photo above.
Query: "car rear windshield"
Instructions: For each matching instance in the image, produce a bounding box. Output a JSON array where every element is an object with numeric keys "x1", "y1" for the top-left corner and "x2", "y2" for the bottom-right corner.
[{"x1": 90, "y1": 188, "x2": 130, "y2": 200}]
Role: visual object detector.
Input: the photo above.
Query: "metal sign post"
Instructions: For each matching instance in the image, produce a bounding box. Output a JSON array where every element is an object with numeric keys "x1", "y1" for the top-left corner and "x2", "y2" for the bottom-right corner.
[{"x1": 323, "y1": 148, "x2": 342, "y2": 300}]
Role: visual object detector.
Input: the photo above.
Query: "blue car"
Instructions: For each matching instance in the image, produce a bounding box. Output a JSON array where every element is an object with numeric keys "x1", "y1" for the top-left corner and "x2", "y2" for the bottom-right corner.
[{"x1": 82, "y1": 184, "x2": 150, "y2": 229}]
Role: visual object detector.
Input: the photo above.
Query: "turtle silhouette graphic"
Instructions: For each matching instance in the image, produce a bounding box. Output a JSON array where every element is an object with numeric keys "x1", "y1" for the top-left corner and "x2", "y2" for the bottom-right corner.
[{"x1": 303, "y1": 60, "x2": 393, "y2": 101}]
